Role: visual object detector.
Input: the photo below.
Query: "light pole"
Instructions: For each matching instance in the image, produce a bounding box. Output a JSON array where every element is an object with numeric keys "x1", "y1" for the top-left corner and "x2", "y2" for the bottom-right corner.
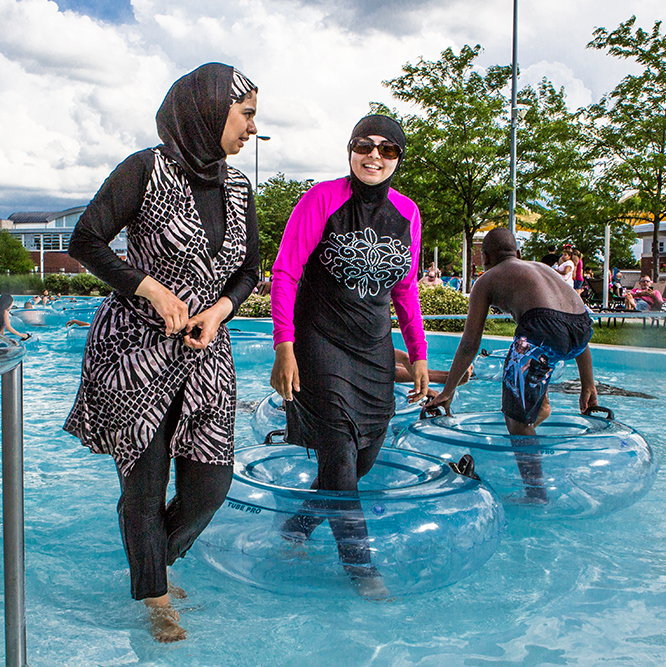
[
  {"x1": 508, "y1": 0, "x2": 519, "y2": 236},
  {"x1": 255, "y1": 135, "x2": 270, "y2": 191}
]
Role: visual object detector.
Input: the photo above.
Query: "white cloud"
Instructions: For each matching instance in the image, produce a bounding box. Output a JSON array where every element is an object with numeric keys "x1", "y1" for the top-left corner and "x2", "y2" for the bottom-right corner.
[
  {"x1": 520, "y1": 61, "x2": 593, "y2": 110},
  {"x1": 0, "y1": 0, "x2": 664, "y2": 215}
]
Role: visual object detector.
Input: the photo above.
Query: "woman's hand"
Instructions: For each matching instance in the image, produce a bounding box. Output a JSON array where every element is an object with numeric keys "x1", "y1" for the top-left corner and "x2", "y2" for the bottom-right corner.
[
  {"x1": 183, "y1": 297, "x2": 233, "y2": 349},
  {"x1": 135, "y1": 276, "x2": 189, "y2": 336},
  {"x1": 271, "y1": 342, "x2": 300, "y2": 401},
  {"x1": 406, "y1": 359, "x2": 429, "y2": 403}
]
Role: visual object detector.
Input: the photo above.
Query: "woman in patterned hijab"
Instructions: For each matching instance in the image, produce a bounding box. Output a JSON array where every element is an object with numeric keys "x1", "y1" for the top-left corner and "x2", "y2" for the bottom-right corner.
[
  {"x1": 65, "y1": 64, "x2": 259, "y2": 642},
  {"x1": 269, "y1": 115, "x2": 428, "y2": 599}
]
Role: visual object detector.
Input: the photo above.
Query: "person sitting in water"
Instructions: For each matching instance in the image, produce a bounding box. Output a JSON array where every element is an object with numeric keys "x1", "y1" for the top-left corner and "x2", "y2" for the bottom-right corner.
[
  {"x1": 427, "y1": 228, "x2": 597, "y2": 503},
  {"x1": 23, "y1": 300, "x2": 34, "y2": 310},
  {"x1": 624, "y1": 276, "x2": 663, "y2": 311},
  {"x1": 394, "y1": 348, "x2": 471, "y2": 395},
  {"x1": 0, "y1": 294, "x2": 31, "y2": 340}
]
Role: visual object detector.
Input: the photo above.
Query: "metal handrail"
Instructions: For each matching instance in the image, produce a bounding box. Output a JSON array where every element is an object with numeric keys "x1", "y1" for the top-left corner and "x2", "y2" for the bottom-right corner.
[{"x1": 0, "y1": 335, "x2": 28, "y2": 667}]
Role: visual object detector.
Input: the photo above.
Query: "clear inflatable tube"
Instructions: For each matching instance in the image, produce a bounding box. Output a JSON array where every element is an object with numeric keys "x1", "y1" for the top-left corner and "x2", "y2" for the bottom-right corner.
[
  {"x1": 0, "y1": 335, "x2": 26, "y2": 375},
  {"x1": 474, "y1": 348, "x2": 565, "y2": 382},
  {"x1": 195, "y1": 444, "x2": 506, "y2": 596},
  {"x1": 10, "y1": 308, "x2": 67, "y2": 328},
  {"x1": 66, "y1": 326, "x2": 89, "y2": 351},
  {"x1": 229, "y1": 330, "x2": 275, "y2": 364},
  {"x1": 250, "y1": 386, "x2": 460, "y2": 444},
  {"x1": 394, "y1": 410, "x2": 657, "y2": 519}
]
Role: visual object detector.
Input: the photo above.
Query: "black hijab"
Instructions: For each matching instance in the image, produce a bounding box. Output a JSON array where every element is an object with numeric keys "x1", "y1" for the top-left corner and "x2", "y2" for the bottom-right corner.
[
  {"x1": 156, "y1": 63, "x2": 257, "y2": 186},
  {"x1": 347, "y1": 114, "x2": 407, "y2": 201}
]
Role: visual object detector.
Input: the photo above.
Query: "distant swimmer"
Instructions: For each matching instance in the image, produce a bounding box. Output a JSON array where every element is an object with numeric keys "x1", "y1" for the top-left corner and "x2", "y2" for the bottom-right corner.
[
  {"x1": 428, "y1": 228, "x2": 597, "y2": 503},
  {"x1": 0, "y1": 294, "x2": 31, "y2": 340}
]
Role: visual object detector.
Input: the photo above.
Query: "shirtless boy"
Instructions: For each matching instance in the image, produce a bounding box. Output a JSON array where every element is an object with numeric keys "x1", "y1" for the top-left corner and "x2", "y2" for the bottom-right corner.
[{"x1": 428, "y1": 228, "x2": 598, "y2": 501}]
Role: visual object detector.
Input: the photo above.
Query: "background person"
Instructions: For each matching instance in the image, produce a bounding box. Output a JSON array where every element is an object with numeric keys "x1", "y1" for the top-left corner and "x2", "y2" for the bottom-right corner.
[
  {"x1": 540, "y1": 245, "x2": 559, "y2": 267},
  {"x1": 419, "y1": 268, "x2": 443, "y2": 287},
  {"x1": 64, "y1": 63, "x2": 260, "y2": 643},
  {"x1": 553, "y1": 249, "x2": 575, "y2": 288},
  {"x1": 611, "y1": 270, "x2": 625, "y2": 297},
  {"x1": 625, "y1": 276, "x2": 664, "y2": 311},
  {"x1": 270, "y1": 115, "x2": 428, "y2": 599},
  {"x1": 0, "y1": 294, "x2": 30, "y2": 340},
  {"x1": 572, "y1": 249, "x2": 584, "y2": 294}
]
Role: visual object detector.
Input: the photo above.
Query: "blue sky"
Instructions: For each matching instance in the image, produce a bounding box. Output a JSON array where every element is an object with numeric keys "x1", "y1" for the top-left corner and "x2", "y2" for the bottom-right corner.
[
  {"x1": 53, "y1": 0, "x2": 134, "y2": 24},
  {"x1": 0, "y1": 0, "x2": 663, "y2": 220}
]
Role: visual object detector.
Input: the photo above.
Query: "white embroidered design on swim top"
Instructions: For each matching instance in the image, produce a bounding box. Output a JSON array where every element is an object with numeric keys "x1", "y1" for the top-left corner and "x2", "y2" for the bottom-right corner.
[{"x1": 320, "y1": 228, "x2": 411, "y2": 298}]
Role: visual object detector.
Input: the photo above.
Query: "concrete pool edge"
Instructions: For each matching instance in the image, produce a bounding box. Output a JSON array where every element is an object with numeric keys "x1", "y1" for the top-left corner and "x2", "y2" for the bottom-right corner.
[{"x1": 231, "y1": 318, "x2": 666, "y2": 370}]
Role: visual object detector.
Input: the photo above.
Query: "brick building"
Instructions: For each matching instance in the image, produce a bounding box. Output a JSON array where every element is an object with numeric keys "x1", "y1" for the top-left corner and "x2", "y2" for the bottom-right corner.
[{"x1": 4, "y1": 207, "x2": 127, "y2": 275}]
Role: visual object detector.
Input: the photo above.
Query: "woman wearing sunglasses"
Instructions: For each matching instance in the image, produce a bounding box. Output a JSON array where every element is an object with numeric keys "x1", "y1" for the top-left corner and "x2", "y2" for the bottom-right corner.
[{"x1": 270, "y1": 115, "x2": 428, "y2": 598}]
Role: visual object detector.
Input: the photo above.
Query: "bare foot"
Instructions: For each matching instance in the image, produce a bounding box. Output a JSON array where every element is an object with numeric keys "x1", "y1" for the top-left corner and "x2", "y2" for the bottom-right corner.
[
  {"x1": 353, "y1": 576, "x2": 394, "y2": 602},
  {"x1": 168, "y1": 580, "x2": 188, "y2": 600},
  {"x1": 145, "y1": 596, "x2": 187, "y2": 643}
]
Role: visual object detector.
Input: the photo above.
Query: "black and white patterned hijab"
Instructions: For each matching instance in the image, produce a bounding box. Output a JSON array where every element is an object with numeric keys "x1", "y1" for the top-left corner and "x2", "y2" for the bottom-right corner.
[{"x1": 156, "y1": 63, "x2": 257, "y2": 186}]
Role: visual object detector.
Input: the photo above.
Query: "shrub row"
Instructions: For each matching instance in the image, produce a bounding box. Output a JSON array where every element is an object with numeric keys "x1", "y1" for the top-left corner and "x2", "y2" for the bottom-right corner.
[
  {"x1": 0, "y1": 273, "x2": 113, "y2": 297},
  {"x1": 416, "y1": 284, "x2": 469, "y2": 332},
  {"x1": 0, "y1": 274, "x2": 45, "y2": 295},
  {"x1": 44, "y1": 273, "x2": 112, "y2": 296},
  {"x1": 237, "y1": 293, "x2": 272, "y2": 318},
  {"x1": 236, "y1": 285, "x2": 471, "y2": 332}
]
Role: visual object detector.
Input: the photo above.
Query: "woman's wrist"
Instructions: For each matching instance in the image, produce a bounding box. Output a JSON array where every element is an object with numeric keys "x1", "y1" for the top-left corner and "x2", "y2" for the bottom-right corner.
[
  {"x1": 211, "y1": 296, "x2": 233, "y2": 319},
  {"x1": 275, "y1": 341, "x2": 295, "y2": 357},
  {"x1": 135, "y1": 275, "x2": 165, "y2": 302}
]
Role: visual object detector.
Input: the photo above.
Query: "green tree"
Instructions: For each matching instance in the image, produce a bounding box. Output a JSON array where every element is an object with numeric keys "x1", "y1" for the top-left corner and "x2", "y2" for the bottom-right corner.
[
  {"x1": 519, "y1": 179, "x2": 638, "y2": 271},
  {"x1": 515, "y1": 82, "x2": 638, "y2": 270},
  {"x1": 382, "y1": 45, "x2": 513, "y2": 290},
  {"x1": 0, "y1": 230, "x2": 35, "y2": 274},
  {"x1": 255, "y1": 173, "x2": 314, "y2": 275},
  {"x1": 587, "y1": 16, "x2": 666, "y2": 280},
  {"x1": 516, "y1": 80, "x2": 591, "y2": 207}
]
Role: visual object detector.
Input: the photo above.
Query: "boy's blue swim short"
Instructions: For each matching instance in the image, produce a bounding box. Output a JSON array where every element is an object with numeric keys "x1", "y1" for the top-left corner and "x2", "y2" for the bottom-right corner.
[{"x1": 501, "y1": 308, "x2": 593, "y2": 425}]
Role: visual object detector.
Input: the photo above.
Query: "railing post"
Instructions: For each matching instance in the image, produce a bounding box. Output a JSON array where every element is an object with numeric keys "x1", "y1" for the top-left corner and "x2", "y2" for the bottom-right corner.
[{"x1": 2, "y1": 363, "x2": 28, "y2": 667}]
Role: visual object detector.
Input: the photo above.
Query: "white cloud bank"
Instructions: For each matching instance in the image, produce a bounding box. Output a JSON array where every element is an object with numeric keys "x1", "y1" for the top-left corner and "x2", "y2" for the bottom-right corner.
[{"x1": 0, "y1": 0, "x2": 663, "y2": 215}]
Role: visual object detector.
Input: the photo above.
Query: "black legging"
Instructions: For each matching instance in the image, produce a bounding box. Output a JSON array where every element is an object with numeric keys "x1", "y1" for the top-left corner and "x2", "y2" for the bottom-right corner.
[
  {"x1": 281, "y1": 431, "x2": 384, "y2": 578},
  {"x1": 116, "y1": 386, "x2": 233, "y2": 600}
]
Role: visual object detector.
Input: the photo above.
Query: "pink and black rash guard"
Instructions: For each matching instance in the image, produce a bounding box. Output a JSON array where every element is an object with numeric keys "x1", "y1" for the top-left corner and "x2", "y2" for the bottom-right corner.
[{"x1": 272, "y1": 175, "x2": 427, "y2": 451}]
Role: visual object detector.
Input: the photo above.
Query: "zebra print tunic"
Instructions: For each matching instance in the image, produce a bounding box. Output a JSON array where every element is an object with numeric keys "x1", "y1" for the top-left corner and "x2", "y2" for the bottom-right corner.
[{"x1": 65, "y1": 149, "x2": 250, "y2": 474}]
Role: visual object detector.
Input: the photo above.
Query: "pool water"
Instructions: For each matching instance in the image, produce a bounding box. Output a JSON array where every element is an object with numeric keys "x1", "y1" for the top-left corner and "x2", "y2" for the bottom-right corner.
[{"x1": 1, "y1": 322, "x2": 666, "y2": 666}]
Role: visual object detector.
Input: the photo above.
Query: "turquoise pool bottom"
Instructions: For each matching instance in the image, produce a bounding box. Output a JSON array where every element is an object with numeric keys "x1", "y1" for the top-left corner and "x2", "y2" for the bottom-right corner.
[{"x1": 1, "y1": 323, "x2": 666, "y2": 666}]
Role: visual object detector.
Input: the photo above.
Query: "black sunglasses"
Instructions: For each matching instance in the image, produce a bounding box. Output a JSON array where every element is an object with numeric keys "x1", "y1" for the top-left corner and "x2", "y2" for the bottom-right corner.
[{"x1": 349, "y1": 137, "x2": 402, "y2": 160}]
